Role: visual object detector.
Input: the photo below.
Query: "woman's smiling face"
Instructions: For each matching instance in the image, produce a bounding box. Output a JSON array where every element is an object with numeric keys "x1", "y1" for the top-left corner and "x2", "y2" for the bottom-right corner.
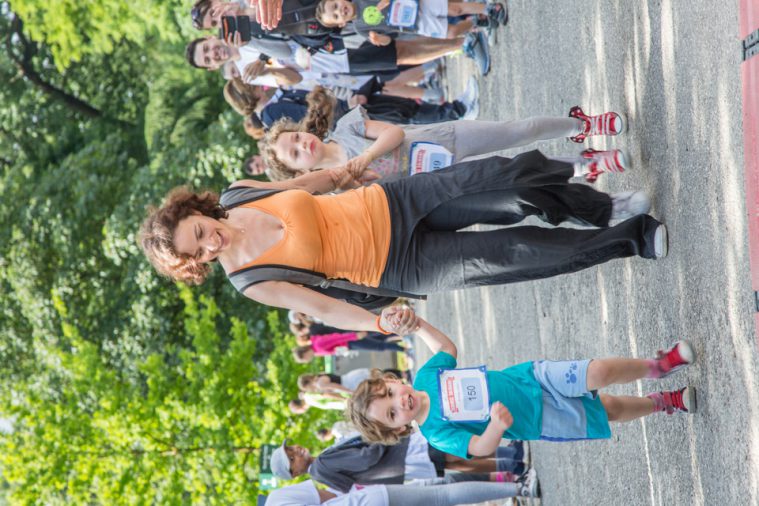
[
  {"x1": 273, "y1": 131, "x2": 325, "y2": 171},
  {"x1": 172, "y1": 213, "x2": 232, "y2": 263}
]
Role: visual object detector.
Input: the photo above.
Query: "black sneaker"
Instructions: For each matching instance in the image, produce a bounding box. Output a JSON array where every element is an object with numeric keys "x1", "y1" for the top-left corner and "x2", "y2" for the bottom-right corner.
[{"x1": 487, "y1": 1, "x2": 508, "y2": 27}]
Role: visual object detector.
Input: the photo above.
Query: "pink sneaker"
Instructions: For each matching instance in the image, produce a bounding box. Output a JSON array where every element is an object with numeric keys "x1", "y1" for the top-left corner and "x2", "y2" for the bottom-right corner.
[
  {"x1": 653, "y1": 340, "x2": 695, "y2": 378},
  {"x1": 580, "y1": 148, "x2": 627, "y2": 183},
  {"x1": 647, "y1": 386, "x2": 697, "y2": 415},
  {"x1": 568, "y1": 106, "x2": 626, "y2": 143}
]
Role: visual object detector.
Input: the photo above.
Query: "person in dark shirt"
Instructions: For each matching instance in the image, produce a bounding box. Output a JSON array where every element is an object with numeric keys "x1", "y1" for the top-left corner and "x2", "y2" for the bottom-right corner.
[{"x1": 269, "y1": 436, "x2": 530, "y2": 493}]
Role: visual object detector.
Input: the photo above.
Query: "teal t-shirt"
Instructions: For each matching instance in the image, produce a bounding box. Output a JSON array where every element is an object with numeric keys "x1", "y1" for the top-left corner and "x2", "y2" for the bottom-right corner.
[{"x1": 413, "y1": 351, "x2": 544, "y2": 459}]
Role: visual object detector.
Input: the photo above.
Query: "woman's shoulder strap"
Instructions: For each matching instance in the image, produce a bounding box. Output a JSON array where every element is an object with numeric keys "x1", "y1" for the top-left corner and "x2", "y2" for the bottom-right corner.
[
  {"x1": 219, "y1": 186, "x2": 282, "y2": 210},
  {"x1": 227, "y1": 264, "x2": 424, "y2": 309}
]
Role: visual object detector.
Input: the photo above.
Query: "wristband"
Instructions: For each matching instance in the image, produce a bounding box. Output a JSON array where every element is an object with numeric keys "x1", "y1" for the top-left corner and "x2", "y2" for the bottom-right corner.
[{"x1": 375, "y1": 315, "x2": 392, "y2": 335}]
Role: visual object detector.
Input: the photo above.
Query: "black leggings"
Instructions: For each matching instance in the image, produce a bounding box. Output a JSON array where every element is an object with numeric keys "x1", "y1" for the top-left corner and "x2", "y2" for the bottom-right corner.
[
  {"x1": 348, "y1": 333, "x2": 404, "y2": 353},
  {"x1": 378, "y1": 151, "x2": 660, "y2": 294}
]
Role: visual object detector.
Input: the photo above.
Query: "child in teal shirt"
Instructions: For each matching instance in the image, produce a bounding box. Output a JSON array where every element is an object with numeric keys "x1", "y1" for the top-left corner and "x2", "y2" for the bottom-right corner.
[{"x1": 347, "y1": 306, "x2": 696, "y2": 459}]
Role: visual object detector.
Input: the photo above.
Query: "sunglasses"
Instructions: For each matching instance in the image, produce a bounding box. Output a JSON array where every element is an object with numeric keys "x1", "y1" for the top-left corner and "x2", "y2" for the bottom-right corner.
[{"x1": 191, "y1": 6, "x2": 204, "y2": 29}]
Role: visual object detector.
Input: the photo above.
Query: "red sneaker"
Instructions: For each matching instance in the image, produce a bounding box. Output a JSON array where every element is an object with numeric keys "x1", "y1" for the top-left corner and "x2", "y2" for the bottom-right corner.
[
  {"x1": 568, "y1": 106, "x2": 626, "y2": 143},
  {"x1": 654, "y1": 340, "x2": 695, "y2": 378},
  {"x1": 648, "y1": 387, "x2": 697, "y2": 415},
  {"x1": 580, "y1": 148, "x2": 627, "y2": 183}
]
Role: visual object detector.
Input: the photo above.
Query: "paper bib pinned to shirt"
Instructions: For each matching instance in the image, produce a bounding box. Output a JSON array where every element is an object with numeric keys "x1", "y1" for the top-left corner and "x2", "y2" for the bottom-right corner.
[
  {"x1": 409, "y1": 141, "x2": 454, "y2": 175},
  {"x1": 437, "y1": 366, "x2": 490, "y2": 422},
  {"x1": 388, "y1": 0, "x2": 419, "y2": 28}
]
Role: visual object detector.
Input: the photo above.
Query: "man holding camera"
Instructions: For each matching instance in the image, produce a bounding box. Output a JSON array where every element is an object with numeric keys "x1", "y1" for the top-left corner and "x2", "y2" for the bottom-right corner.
[{"x1": 186, "y1": 32, "x2": 476, "y2": 86}]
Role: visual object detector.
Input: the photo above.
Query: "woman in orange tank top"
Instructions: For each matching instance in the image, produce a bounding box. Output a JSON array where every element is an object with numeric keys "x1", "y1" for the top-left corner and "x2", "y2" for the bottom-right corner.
[{"x1": 140, "y1": 150, "x2": 668, "y2": 335}]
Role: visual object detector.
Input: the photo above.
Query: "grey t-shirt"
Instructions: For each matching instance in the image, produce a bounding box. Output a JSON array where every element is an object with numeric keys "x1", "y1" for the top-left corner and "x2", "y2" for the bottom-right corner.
[{"x1": 326, "y1": 106, "x2": 457, "y2": 178}]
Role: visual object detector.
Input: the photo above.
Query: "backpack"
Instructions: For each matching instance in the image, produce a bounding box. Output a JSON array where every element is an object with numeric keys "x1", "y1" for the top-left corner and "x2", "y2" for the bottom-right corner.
[{"x1": 219, "y1": 186, "x2": 424, "y2": 310}]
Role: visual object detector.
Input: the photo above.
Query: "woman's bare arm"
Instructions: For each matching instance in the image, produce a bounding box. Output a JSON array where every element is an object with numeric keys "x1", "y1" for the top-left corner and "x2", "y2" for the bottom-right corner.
[
  {"x1": 230, "y1": 167, "x2": 358, "y2": 194},
  {"x1": 244, "y1": 280, "x2": 413, "y2": 333}
]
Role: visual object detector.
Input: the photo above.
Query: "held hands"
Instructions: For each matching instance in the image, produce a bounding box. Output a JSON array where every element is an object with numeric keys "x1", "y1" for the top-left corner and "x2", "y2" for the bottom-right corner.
[
  {"x1": 489, "y1": 402, "x2": 513, "y2": 431},
  {"x1": 343, "y1": 152, "x2": 374, "y2": 179},
  {"x1": 380, "y1": 305, "x2": 420, "y2": 335},
  {"x1": 329, "y1": 167, "x2": 378, "y2": 190},
  {"x1": 368, "y1": 31, "x2": 392, "y2": 46}
]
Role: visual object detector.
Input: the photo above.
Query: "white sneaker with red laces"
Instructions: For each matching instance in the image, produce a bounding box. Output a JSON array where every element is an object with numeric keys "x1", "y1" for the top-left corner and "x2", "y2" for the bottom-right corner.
[
  {"x1": 581, "y1": 149, "x2": 629, "y2": 183},
  {"x1": 568, "y1": 105, "x2": 626, "y2": 143}
]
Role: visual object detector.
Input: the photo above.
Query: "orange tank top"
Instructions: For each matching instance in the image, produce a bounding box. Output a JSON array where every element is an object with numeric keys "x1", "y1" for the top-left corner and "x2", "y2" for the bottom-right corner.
[{"x1": 236, "y1": 185, "x2": 392, "y2": 288}]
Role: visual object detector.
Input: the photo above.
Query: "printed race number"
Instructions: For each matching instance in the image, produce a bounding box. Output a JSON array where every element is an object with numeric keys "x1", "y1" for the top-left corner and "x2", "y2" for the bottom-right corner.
[
  {"x1": 437, "y1": 366, "x2": 490, "y2": 422},
  {"x1": 409, "y1": 142, "x2": 453, "y2": 175}
]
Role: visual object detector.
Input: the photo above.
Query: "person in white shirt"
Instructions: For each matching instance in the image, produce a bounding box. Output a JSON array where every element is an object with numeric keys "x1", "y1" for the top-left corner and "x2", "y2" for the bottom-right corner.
[
  {"x1": 186, "y1": 34, "x2": 473, "y2": 84},
  {"x1": 264, "y1": 478, "x2": 538, "y2": 506}
]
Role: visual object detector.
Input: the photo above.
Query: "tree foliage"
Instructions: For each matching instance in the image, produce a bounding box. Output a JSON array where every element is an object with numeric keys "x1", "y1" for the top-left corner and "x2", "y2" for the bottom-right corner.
[
  {"x1": 2, "y1": 290, "x2": 337, "y2": 504},
  {"x1": 0, "y1": 1, "x2": 331, "y2": 502}
]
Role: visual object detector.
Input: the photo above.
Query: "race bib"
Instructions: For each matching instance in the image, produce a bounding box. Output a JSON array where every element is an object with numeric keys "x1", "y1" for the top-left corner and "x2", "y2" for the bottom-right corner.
[
  {"x1": 388, "y1": 0, "x2": 418, "y2": 28},
  {"x1": 437, "y1": 366, "x2": 490, "y2": 422},
  {"x1": 409, "y1": 142, "x2": 453, "y2": 175}
]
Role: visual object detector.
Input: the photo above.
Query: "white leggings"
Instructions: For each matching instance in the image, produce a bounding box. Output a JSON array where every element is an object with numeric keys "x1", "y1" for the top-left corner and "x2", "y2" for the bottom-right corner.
[
  {"x1": 384, "y1": 481, "x2": 520, "y2": 505},
  {"x1": 452, "y1": 117, "x2": 582, "y2": 160}
]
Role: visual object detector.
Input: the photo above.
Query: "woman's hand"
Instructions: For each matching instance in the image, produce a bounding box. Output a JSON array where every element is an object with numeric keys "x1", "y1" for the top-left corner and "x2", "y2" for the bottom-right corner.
[
  {"x1": 329, "y1": 167, "x2": 360, "y2": 191},
  {"x1": 380, "y1": 305, "x2": 419, "y2": 335},
  {"x1": 343, "y1": 152, "x2": 375, "y2": 180}
]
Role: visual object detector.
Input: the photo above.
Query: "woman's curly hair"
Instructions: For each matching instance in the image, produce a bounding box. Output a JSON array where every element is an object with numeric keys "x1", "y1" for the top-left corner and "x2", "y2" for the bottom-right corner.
[
  {"x1": 138, "y1": 186, "x2": 227, "y2": 285},
  {"x1": 261, "y1": 86, "x2": 336, "y2": 181},
  {"x1": 346, "y1": 369, "x2": 412, "y2": 445}
]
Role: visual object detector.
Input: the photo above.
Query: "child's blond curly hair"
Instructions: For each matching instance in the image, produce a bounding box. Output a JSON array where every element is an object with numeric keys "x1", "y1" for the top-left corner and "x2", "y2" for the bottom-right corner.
[
  {"x1": 346, "y1": 369, "x2": 413, "y2": 445},
  {"x1": 260, "y1": 86, "x2": 336, "y2": 181}
]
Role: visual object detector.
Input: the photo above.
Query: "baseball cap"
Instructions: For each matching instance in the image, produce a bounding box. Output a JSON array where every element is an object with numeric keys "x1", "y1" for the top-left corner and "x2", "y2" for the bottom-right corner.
[{"x1": 269, "y1": 439, "x2": 293, "y2": 480}]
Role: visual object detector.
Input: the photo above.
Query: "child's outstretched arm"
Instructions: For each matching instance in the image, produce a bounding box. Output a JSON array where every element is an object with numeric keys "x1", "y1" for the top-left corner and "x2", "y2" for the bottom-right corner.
[
  {"x1": 414, "y1": 317, "x2": 458, "y2": 359},
  {"x1": 340, "y1": 120, "x2": 405, "y2": 180},
  {"x1": 467, "y1": 402, "x2": 513, "y2": 456}
]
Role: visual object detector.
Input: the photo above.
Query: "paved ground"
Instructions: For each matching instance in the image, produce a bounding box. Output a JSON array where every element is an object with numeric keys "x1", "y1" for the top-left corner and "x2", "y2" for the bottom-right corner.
[{"x1": 415, "y1": 2, "x2": 758, "y2": 505}]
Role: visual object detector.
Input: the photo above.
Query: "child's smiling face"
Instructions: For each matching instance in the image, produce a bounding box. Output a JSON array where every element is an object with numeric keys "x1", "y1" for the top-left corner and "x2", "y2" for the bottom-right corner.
[
  {"x1": 366, "y1": 379, "x2": 423, "y2": 430},
  {"x1": 319, "y1": 0, "x2": 356, "y2": 27}
]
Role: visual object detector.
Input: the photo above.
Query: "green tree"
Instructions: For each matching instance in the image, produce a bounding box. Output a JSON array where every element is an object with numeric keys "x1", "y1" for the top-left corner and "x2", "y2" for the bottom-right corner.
[
  {"x1": 9, "y1": 0, "x2": 188, "y2": 69},
  {"x1": 0, "y1": 1, "x2": 310, "y2": 502},
  {"x1": 1, "y1": 289, "x2": 338, "y2": 504}
]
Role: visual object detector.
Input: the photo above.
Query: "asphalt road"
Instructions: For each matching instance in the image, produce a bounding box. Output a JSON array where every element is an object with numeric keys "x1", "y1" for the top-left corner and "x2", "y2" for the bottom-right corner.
[{"x1": 415, "y1": 2, "x2": 759, "y2": 505}]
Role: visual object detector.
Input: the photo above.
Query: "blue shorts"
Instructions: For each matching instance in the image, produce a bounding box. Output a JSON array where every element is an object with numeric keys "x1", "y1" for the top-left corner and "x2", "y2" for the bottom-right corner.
[{"x1": 532, "y1": 359, "x2": 611, "y2": 441}]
